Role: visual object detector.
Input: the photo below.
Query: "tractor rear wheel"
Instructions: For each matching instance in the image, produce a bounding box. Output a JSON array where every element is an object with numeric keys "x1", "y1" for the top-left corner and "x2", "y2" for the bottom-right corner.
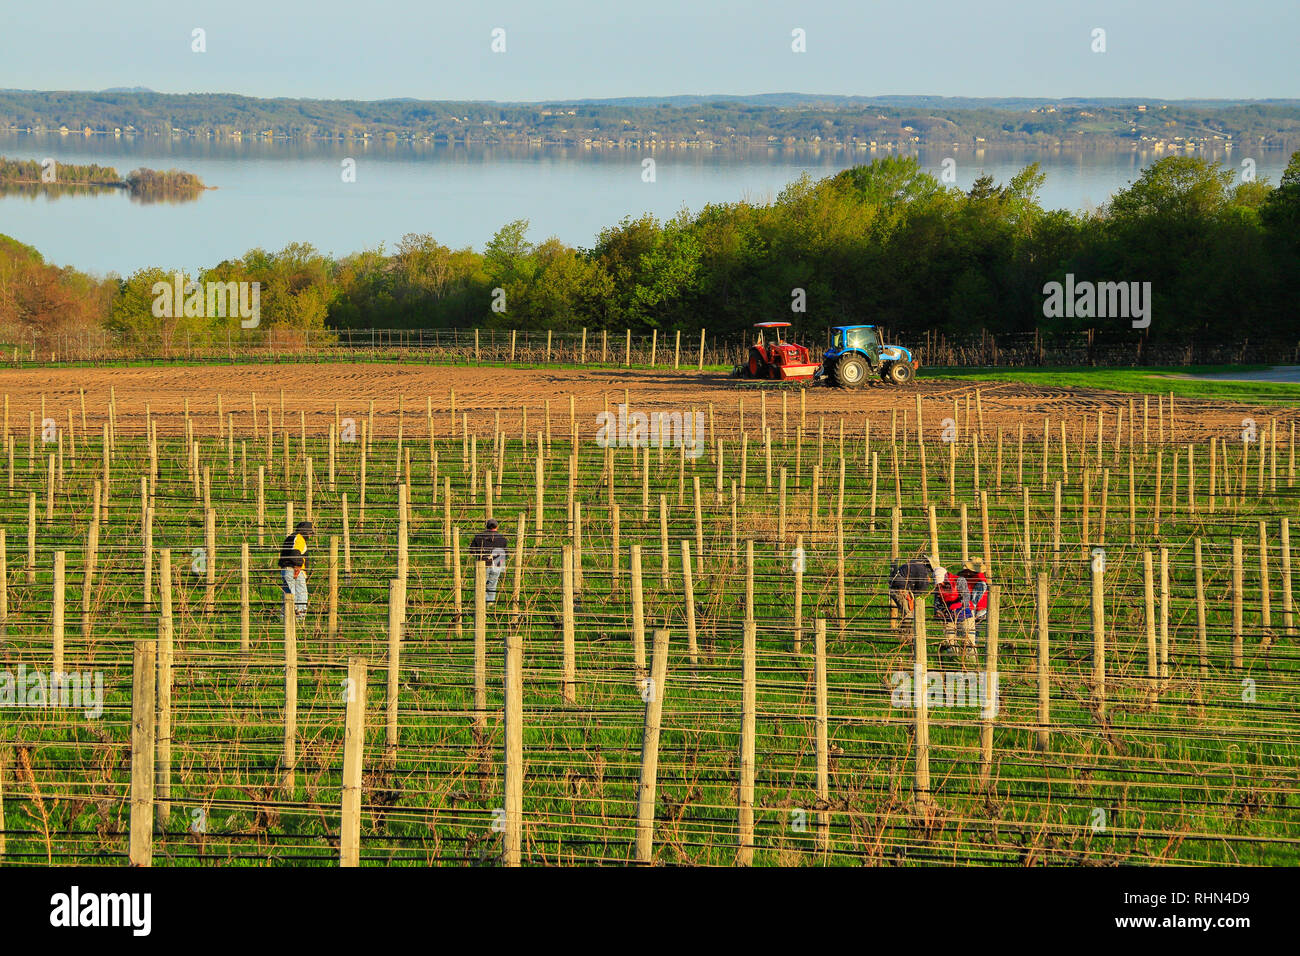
[
  {"x1": 888, "y1": 362, "x2": 915, "y2": 385},
  {"x1": 747, "y1": 348, "x2": 765, "y2": 378},
  {"x1": 834, "y1": 354, "x2": 869, "y2": 388}
]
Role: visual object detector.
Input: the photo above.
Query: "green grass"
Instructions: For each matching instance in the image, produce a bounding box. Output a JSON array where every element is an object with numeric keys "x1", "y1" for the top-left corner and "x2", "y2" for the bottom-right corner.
[
  {"x1": 925, "y1": 365, "x2": 1300, "y2": 404},
  {"x1": 1, "y1": 410, "x2": 1297, "y2": 866}
]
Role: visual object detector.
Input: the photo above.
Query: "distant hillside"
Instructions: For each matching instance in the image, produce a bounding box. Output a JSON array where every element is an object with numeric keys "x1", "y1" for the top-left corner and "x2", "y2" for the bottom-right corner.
[{"x1": 2, "y1": 89, "x2": 1298, "y2": 150}]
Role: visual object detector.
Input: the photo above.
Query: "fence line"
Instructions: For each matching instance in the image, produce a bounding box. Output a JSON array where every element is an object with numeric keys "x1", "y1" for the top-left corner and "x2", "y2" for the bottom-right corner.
[{"x1": 4, "y1": 324, "x2": 1297, "y2": 369}]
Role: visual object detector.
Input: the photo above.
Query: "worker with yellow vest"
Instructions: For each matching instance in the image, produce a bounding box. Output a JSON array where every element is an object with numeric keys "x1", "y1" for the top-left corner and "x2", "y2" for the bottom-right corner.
[{"x1": 278, "y1": 520, "x2": 314, "y2": 622}]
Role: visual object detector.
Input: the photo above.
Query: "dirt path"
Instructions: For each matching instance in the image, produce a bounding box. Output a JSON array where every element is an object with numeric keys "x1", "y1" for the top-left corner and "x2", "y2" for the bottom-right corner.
[
  {"x1": 0, "y1": 362, "x2": 1289, "y2": 438},
  {"x1": 1177, "y1": 366, "x2": 1300, "y2": 384}
]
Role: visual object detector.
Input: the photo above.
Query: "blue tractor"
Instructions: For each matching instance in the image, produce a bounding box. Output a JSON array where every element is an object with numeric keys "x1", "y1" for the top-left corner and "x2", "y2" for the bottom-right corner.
[{"x1": 818, "y1": 325, "x2": 918, "y2": 387}]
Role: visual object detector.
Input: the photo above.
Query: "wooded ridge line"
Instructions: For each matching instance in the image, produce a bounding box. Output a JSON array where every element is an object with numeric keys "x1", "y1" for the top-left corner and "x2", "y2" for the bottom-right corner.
[{"x1": 3, "y1": 90, "x2": 1298, "y2": 150}]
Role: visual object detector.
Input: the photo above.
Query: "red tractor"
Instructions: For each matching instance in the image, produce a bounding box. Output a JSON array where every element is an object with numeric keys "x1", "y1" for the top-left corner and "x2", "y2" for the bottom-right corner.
[{"x1": 736, "y1": 322, "x2": 820, "y2": 382}]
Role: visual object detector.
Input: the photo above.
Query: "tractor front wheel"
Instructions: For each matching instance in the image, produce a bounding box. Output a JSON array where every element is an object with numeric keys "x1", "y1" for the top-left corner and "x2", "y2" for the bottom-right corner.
[
  {"x1": 834, "y1": 354, "x2": 869, "y2": 388},
  {"x1": 888, "y1": 362, "x2": 915, "y2": 385}
]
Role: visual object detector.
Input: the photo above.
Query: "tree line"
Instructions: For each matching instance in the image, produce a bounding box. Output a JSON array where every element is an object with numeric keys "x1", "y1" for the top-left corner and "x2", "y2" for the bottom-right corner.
[
  {"x1": 4, "y1": 89, "x2": 1299, "y2": 150},
  {"x1": 2, "y1": 154, "x2": 1297, "y2": 355},
  {"x1": 0, "y1": 156, "x2": 206, "y2": 203}
]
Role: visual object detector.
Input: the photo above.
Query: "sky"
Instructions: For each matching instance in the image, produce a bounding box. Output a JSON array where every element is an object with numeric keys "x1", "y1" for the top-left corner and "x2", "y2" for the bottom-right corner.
[{"x1": 1, "y1": 0, "x2": 1296, "y2": 102}]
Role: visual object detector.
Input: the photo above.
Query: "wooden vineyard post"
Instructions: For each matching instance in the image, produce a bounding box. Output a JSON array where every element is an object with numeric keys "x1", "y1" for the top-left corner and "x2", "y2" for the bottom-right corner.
[
  {"x1": 1035, "y1": 573, "x2": 1050, "y2": 751},
  {"x1": 947, "y1": 442, "x2": 956, "y2": 507},
  {"x1": 1021, "y1": 486, "x2": 1032, "y2": 582},
  {"x1": 681, "y1": 540, "x2": 698, "y2": 666},
  {"x1": 340, "y1": 656, "x2": 367, "y2": 868},
  {"x1": 283, "y1": 597, "x2": 298, "y2": 793},
  {"x1": 1159, "y1": 547, "x2": 1170, "y2": 679},
  {"x1": 1194, "y1": 539, "x2": 1208, "y2": 689},
  {"x1": 204, "y1": 508, "x2": 216, "y2": 613},
  {"x1": 778, "y1": 468, "x2": 788, "y2": 543},
  {"x1": 630, "y1": 544, "x2": 647, "y2": 674},
  {"x1": 503, "y1": 610, "x2": 524, "y2": 867},
  {"x1": 26, "y1": 492, "x2": 35, "y2": 584},
  {"x1": 928, "y1": 504, "x2": 939, "y2": 565},
  {"x1": 793, "y1": 533, "x2": 805, "y2": 655},
  {"x1": 452, "y1": 528, "x2": 463, "y2": 640},
  {"x1": 1232, "y1": 537, "x2": 1244, "y2": 668},
  {"x1": 0, "y1": 529, "x2": 7, "y2": 635},
  {"x1": 159, "y1": 548, "x2": 172, "y2": 635},
  {"x1": 1143, "y1": 552, "x2": 1158, "y2": 703},
  {"x1": 143, "y1": 506, "x2": 153, "y2": 611},
  {"x1": 257, "y1": 466, "x2": 265, "y2": 546},
  {"x1": 913, "y1": 600, "x2": 933, "y2": 813},
  {"x1": 533, "y1": 453, "x2": 544, "y2": 547},
  {"x1": 81, "y1": 520, "x2": 98, "y2": 641},
  {"x1": 235, "y1": 541, "x2": 249, "y2": 657},
  {"x1": 869, "y1": 452, "x2": 879, "y2": 531},
  {"x1": 738, "y1": 607, "x2": 757, "y2": 866},
  {"x1": 562, "y1": 544, "x2": 577, "y2": 702},
  {"x1": 1282, "y1": 518, "x2": 1295, "y2": 638},
  {"x1": 52, "y1": 550, "x2": 65, "y2": 675},
  {"x1": 1128, "y1": 456, "x2": 1136, "y2": 544},
  {"x1": 980, "y1": 489, "x2": 992, "y2": 573},
  {"x1": 1208, "y1": 437, "x2": 1217, "y2": 512},
  {"x1": 387, "y1": 579, "x2": 404, "y2": 756},
  {"x1": 470, "y1": 562, "x2": 488, "y2": 741},
  {"x1": 1259, "y1": 520, "x2": 1272, "y2": 639},
  {"x1": 979, "y1": 587, "x2": 999, "y2": 789},
  {"x1": 324, "y1": 535, "x2": 339, "y2": 652},
  {"x1": 635, "y1": 628, "x2": 671, "y2": 864},
  {"x1": 693, "y1": 476, "x2": 704, "y2": 560},
  {"x1": 835, "y1": 522, "x2": 846, "y2": 636},
  {"x1": 44, "y1": 453, "x2": 54, "y2": 526},
  {"x1": 1053, "y1": 481, "x2": 1062, "y2": 570},
  {"x1": 658, "y1": 497, "x2": 670, "y2": 587},
  {"x1": 814, "y1": 619, "x2": 830, "y2": 851},
  {"x1": 511, "y1": 511, "x2": 526, "y2": 615},
  {"x1": 156, "y1": 610, "x2": 174, "y2": 828},
  {"x1": 1099, "y1": 467, "x2": 1110, "y2": 545},
  {"x1": 1091, "y1": 552, "x2": 1106, "y2": 721},
  {"x1": 129, "y1": 639, "x2": 157, "y2": 866},
  {"x1": 397, "y1": 484, "x2": 409, "y2": 596},
  {"x1": 959, "y1": 503, "x2": 969, "y2": 566}
]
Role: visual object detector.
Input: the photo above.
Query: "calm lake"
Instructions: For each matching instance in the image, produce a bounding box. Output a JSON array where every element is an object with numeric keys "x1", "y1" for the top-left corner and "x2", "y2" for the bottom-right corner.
[{"x1": 0, "y1": 132, "x2": 1286, "y2": 277}]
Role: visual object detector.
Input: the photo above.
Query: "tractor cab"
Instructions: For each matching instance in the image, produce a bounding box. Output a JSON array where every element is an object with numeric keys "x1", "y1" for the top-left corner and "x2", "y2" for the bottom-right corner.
[
  {"x1": 829, "y1": 325, "x2": 882, "y2": 360},
  {"x1": 742, "y1": 322, "x2": 820, "y2": 382},
  {"x1": 821, "y1": 324, "x2": 918, "y2": 387}
]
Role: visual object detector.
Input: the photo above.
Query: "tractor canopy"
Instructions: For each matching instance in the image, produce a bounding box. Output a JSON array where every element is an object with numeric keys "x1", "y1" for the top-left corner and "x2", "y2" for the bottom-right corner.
[{"x1": 825, "y1": 325, "x2": 881, "y2": 358}]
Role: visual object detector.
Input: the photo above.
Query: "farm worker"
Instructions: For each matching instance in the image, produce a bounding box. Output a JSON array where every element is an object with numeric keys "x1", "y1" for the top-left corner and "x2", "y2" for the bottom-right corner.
[
  {"x1": 888, "y1": 554, "x2": 935, "y2": 625},
  {"x1": 278, "y1": 520, "x2": 313, "y2": 622},
  {"x1": 469, "y1": 519, "x2": 509, "y2": 605},
  {"x1": 932, "y1": 565, "x2": 977, "y2": 656},
  {"x1": 959, "y1": 558, "x2": 991, "y2": 621}
]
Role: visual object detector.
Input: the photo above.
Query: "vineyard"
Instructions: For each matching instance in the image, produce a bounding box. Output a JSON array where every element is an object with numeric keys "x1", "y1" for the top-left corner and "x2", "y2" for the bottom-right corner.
[{"x1": 0, "y1": 370, "x2": 1297, "y2": 866}]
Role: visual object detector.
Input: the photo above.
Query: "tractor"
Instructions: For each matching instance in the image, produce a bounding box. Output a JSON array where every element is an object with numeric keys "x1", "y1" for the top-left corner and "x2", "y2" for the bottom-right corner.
[
  {"x1": 818, "y1": 324, "x2": 918, "y2": 387},
  {"x1": 736, "y1": 322, "x2": 820, "y2": 382}
]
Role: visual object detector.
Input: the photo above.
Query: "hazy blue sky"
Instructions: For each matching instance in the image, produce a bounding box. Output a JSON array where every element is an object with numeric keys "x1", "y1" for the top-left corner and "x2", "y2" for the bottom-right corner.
[{"x1": 2, "y1": 0, "x2": 1295, "y2": 101}]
